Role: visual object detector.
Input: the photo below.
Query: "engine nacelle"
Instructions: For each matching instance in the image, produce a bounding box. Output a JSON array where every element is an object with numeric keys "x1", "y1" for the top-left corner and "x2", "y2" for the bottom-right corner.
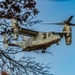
[
  {"x1": 65, "y1": 33, "x2": 71, "y2": 45},
  {"x1": 63, "y1": 26, "x2": 72, "y2": 45}
]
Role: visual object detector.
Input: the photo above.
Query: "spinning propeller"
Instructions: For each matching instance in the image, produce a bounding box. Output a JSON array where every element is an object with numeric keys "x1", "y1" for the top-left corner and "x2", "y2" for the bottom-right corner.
[
  {"x1": 46, "y1": 0, "x2": 70, "y2": 1},
  {"x1": 49, "y1": 0, "x2": 70, "y2": 1},
  {"x1": 43, "y1": 16, "x2": 75, "y2": 26}
]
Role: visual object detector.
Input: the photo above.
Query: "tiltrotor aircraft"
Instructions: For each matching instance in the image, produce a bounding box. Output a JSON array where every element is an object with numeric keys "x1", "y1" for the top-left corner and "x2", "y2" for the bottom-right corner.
[{"x1": 3, "y1": 16, "x2": 75, "y2": 53}]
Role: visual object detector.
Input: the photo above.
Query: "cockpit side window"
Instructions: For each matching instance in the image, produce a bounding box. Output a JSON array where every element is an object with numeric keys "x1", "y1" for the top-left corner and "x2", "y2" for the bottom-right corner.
[
  {"x1": 43, "y1": 33, "x2": 46, "y2": 39},
  {"x1": 48, "y1": 32, "x2": 51, "y2": 37}
]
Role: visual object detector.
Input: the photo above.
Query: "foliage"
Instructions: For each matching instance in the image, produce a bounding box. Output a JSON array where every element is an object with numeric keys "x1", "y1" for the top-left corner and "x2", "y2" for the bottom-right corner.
[
  {"x1": 0, "y1": 0, "x2": 51, "y2": 75},
  {"x1": 0, "y1": 0, "x2": 41, "y2": 26}
]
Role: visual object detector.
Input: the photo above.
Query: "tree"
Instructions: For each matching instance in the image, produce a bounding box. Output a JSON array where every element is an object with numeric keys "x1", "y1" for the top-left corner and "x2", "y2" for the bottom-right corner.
[
  {"x1": 0, "y1": 0, "x2": 41, "y2": 26},
  {"x1": 0, "y1": 0, "x2": 51, "y2": 75},
  {"x1": 1, "y1": 71, "x2": 9, "y2": 75}
]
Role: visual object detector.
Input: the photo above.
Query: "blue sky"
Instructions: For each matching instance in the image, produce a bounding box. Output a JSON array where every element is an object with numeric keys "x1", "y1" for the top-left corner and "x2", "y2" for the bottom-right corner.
[
  {"x1": 32, "y1": 0, "x2": 75, "y2": 75},
  {"x1": 0, "y1": 0, "x2": 75, "y2": 75}
]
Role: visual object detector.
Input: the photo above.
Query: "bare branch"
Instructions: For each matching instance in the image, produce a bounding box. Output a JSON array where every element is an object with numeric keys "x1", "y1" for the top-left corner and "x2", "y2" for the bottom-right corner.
[
  {"x1": 0, "y1": 0, "x2": 51, "y2": 75},
  {"x1": 0, "y1": 49, "x2": 51, "y2": 75}
]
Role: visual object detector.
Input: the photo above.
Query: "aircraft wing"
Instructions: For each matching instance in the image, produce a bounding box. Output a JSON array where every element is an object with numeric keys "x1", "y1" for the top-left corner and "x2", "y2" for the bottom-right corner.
[
  {"x1": 52, "y1": 32, "x2": 67, "y2": 37},
  {"x1": 43, "y1": 22, "x2": 63, "y2": 25},
  {"x1": 66, "y1": 16, "x2": 73, "y2": 23},
  {"x1": 9, "y1": 43, "x2": 20, "y2": 47},
  {"x1": 19, "y1": 28, "x2": 39, "y2": 36}
]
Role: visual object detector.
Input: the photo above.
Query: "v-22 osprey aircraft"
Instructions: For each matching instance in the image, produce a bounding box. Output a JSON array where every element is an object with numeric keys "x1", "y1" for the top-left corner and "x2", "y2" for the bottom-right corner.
[{"x1": 3, "y1": 16, "x2": 75, "y2": 53}]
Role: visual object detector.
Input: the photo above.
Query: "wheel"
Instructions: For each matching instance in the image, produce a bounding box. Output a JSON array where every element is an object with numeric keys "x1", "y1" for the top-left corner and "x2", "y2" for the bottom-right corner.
[
  {"x1": 26, "y1": 46, "x2": 31, "y2": 51},
  {"x1": 42, "y1": 49, "x2": 46, "y2": 53},
  {"x1": 56, "y1": 42, "x2": 59, "y2": 45}
]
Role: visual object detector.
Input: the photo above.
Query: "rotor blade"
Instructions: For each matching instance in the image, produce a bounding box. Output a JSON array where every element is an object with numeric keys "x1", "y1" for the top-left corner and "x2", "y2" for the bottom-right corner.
[
  {"x1": 49, "y1": 0, "x2": 70, "y2": 1},
  {"x1": 66, "y1": 16, "x2": 73, "y2": 23},
  {"x1": 69, "y1": 23, "x2": 75, "y2": 26},
  {"x1": 42, "y1": 23, "x2": 63, "y2": 25}
]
